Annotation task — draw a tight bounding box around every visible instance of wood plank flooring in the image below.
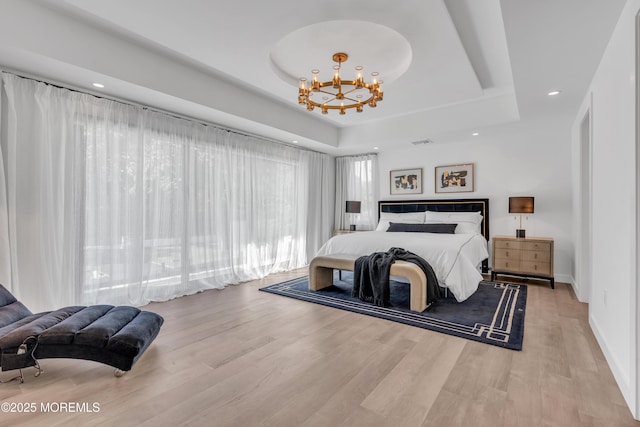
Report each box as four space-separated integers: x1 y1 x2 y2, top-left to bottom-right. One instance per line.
1 269 638 426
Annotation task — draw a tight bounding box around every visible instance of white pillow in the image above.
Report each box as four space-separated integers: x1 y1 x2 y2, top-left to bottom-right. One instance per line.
451 221 481 234
424 211 482 234
375 211 425 231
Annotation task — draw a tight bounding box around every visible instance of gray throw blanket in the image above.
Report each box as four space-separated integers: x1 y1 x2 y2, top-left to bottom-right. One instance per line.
352 247 440 308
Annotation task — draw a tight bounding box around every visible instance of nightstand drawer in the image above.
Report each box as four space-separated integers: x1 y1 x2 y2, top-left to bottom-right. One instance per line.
521 241 551 252
494 240 522 250
494 258 521 271
494 248 521 261
521 250 551 263
521 261 551 276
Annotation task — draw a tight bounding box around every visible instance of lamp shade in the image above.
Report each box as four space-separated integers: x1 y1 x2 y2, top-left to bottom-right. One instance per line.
345 201 362 214
509 197 534 214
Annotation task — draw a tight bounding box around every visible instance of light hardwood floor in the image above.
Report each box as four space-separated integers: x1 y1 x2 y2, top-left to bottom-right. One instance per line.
1 269 639 427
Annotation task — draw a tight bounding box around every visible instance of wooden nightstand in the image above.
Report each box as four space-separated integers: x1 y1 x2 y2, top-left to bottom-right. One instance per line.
491 236 555 288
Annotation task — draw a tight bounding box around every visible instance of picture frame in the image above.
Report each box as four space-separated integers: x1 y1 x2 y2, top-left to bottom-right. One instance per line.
390 168 423 195
435 163 474 193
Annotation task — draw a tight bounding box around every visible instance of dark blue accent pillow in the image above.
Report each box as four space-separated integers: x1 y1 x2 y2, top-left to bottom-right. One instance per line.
387 222 457 234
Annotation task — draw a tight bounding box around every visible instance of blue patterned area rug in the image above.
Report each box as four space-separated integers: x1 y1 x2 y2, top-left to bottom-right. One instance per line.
259 272 527 350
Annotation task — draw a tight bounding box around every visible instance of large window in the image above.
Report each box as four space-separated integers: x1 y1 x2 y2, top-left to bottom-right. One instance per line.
0 72 331 311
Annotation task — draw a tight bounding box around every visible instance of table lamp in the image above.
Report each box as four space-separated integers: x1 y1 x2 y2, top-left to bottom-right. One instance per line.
509 197 534 238
345 201 361 231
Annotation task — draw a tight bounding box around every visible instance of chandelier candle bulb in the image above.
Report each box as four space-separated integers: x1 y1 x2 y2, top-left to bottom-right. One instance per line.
355 66 364 87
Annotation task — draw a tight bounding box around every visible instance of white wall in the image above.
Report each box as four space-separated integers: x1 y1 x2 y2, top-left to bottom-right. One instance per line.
377 113 574 283
572 0 639 417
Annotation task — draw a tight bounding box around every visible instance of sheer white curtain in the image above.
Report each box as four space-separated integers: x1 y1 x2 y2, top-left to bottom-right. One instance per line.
1 74 84 311
0 72 331 311
305 151 334 256
0 76 10 292
335 154 379 231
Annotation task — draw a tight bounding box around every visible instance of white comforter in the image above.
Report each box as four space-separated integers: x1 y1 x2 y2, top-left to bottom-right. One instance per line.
315 231 489 302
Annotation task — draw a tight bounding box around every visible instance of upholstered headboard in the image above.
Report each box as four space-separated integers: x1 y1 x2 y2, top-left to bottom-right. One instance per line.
378 198 490 272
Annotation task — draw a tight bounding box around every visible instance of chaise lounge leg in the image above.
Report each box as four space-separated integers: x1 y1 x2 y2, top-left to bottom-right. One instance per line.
33 363 43 377
0 369 24 384
0 361 43 384
114 368 128 377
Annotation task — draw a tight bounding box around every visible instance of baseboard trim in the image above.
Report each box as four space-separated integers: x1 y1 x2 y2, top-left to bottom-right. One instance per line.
555 273 573 286
560 274 586 302
589 313 636 419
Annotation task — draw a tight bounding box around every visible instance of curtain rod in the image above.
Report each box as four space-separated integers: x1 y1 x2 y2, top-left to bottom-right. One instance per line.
0 68 327 155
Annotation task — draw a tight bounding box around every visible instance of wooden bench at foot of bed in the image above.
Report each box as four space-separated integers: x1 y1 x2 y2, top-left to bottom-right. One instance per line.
309 254 428 312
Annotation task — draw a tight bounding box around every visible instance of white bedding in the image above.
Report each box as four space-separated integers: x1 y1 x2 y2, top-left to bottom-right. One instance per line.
315 231 489 302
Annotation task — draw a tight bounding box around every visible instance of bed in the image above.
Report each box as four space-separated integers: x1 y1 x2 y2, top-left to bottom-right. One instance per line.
314 199 490 302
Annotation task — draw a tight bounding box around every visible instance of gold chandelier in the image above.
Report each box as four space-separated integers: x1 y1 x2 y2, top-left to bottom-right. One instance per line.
298 52 383 115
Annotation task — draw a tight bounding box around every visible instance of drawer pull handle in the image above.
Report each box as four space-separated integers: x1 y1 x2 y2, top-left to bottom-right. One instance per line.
506 251 509 257
534 253 538 259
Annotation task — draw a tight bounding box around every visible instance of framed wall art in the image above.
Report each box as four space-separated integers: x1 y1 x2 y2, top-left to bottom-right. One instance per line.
390 168 423 195
435 163 474 193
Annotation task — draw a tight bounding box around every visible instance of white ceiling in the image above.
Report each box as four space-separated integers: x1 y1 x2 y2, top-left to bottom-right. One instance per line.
0 0 628 155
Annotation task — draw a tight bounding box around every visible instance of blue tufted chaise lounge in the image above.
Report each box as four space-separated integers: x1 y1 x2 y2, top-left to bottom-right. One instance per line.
0 284 163 382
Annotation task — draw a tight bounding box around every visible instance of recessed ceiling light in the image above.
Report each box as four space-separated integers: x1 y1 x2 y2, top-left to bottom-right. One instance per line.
472 132 479 136
373 146 379 150
292 140 298 144
92 83 105 88
547 90 561 96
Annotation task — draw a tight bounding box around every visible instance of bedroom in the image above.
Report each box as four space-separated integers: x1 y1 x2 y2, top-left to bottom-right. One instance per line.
0 0 639 425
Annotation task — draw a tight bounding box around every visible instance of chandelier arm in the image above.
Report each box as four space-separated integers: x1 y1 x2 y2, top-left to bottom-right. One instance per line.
340 80 368 95
320 92 338 104
339 86 359 96
315 89 339 97
342 95 374 104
